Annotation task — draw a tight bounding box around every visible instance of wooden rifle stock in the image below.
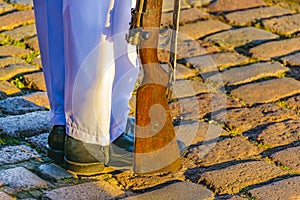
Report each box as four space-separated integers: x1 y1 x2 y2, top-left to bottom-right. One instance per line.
133 0 182 174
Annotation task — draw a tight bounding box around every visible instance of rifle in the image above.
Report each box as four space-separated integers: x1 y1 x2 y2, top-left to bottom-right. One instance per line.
127 0 182 174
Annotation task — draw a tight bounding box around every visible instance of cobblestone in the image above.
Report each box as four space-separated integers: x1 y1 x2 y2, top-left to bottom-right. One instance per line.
0 80 21 95
0 191 14 200
0 10 35 31
280 51 300 66
0 64 39 81
230 78 300 105
23 92 49 109
0 167 48 194
0 56 27 68
270 146 300 173
225 6 294 26
262 13 300 36
207 0 267 13
204 27 278 49
249 176 300 200
162 0 190 12
23 72 46 91
42 181 125 200
25 133 48 153
0 145 40 165
0 45 31 57
39 164 74 181
199 161 285 194
248 37 300 61
2 24 36 41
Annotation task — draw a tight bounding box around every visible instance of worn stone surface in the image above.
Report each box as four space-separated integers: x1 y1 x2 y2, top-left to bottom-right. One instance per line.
199 161 285 194
248 37 300 61
207 0 266 13
42 181 125 200
170 93 241 120
284 94 300 115
280 51 300 66
225 6 294 26
214 104 297 135
230 78 300 105
187 136 263 167
0 45 31 57
0 80 21 95
249 176 300 200
0 10 35 31
0 111 51 137
256 119 300 148
23 72 46 91
186 0 213 7
162 8 210 26
0 96 45 115
0 56 27 68
171 79 208 98
26 133 48 153
0 167 48 194
0 2 15 14
0 145 40 165
11 0 33 6
2 24 36 41
204 27 278 49
218 62 289 86
187 52 250 73
25 36 39 52
0 64 39 81
123 182 214 200
179 20 231 40
39 164 74 180
0 191 14 200
23 92 49 109
162 0 191 12
262 13 300 36
270 146 300 172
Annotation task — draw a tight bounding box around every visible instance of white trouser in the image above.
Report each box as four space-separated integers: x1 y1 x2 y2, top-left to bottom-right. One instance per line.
33 0 139 146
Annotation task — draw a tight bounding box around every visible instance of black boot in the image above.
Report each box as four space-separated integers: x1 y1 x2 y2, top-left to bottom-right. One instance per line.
47 125 66 162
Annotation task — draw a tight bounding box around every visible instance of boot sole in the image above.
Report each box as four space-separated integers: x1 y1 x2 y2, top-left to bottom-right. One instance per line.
47 145 64 163
64 157 106 176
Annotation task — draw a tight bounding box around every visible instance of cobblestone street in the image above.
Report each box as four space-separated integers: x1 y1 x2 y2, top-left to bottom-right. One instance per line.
0 0 300 199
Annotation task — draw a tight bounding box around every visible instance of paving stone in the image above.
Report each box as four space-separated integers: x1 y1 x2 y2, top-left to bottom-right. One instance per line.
161 63 197 80
0 167 48 194
204 27 278 49
225 6 294 26
170 93 241 121
199 161 285 194
42 181 125 200
0 191 14 200
0 80 21 95
162 0 191 12
0 45 31 57
25 36 39 52
0 56 27 68
11 0 33 6
0 145 40 165
218 62 289 86
2 24 36 41
249 176 300 200
171 79 209 98
284 94 300 115
187 136 263 167
123 182 214 200
262 13 300 36
248 37 300 61
256 119 300 148
187 52 250 73
213 104 298 136
230 78 300 105
23 72 46 91
161 8 210 26
0 2 15 14
0 10 35 31
0 95 45 115
0 111 51 138
179 19 231 40
0 64 39 81
270 146 300 172
23 92 49 109
39 164 74 180
280 52 300 66
26 132 48 153
207 0 267 13
186 0 213 7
